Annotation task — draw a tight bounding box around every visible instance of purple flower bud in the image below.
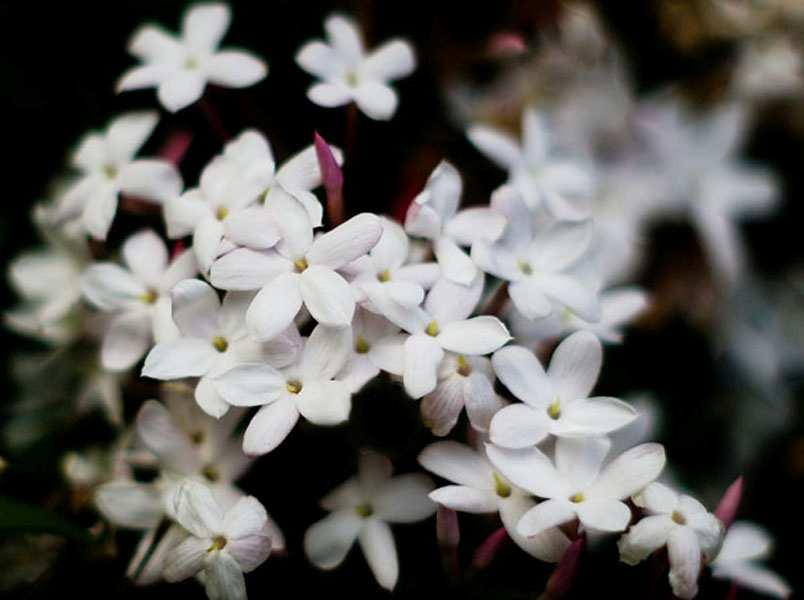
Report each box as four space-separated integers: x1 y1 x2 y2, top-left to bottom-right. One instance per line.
471 527 509 570
715 476 743 529
314 131 344 226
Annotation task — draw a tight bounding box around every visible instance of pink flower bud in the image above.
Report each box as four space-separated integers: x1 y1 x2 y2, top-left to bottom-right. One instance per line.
543 536 585 599
314 131 344 226
715 476 743 529
471 527 509 570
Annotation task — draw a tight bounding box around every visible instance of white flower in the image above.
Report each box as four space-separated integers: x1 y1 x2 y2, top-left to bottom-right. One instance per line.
81 229 198 371
420 353 503 436
211 212 382 341
337 308 399 394
489 331 636 448
347 216 440 309
365 274 511 399
618 482 724 600
304 451 435 590
467 107 594 219
711 521 791 598
165 130 340 272
510 286 648 345
164 480 273 600
487 437 666 536
637 98 778 285
472 186 600 323
57 112 182 240
212 323 354 455
141 279 301 418
418 441 570 563
733 36 803 101
296 13 415 120
118 3 267 113
404 161 506 285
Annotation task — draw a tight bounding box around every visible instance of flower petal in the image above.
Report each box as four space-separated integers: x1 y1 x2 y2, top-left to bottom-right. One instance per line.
499 494 571 563
587 443 666 501
308 82 353 108
171 278 220 339
243 397 299 455
182 3 230 52
437 316 511 355
361 39 415 81
429 486 497 513
211 248 292 291
420 377 465 437
433 236 477 285
575 498 632 532
358 519 399 590
304 510 362 569
509 279 552 320
354 82 398 120
403 334 444 399
118 160 183 203
212 363 285 407
485 444 568 499
667 526 702 600
299 266 355 327
301 323 352 380
489 404 550 449
466 125 522 170
204 552 247 600
246 272 303 342
163 536 207 582
95 481 162 529
172 479 224 538
554 436 611 492
295 380 352 425
417 441 493 489
373 474 436 523
548 331 602 402
136 399 199 473
142 339 218 379
535 273 600 323
107 111 159 163
558 397 637 437
307 213 382 269
205 51 267 87
618 514 676 565
157 71 206 113
491 345 552 406
517 499 577 537
123 229 168 287
102 311 152 371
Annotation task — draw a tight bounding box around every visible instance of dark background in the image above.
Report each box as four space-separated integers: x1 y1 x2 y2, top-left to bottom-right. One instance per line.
0 1 802 598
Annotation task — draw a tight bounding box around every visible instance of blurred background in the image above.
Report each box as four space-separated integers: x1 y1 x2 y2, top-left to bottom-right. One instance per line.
0 1 802 598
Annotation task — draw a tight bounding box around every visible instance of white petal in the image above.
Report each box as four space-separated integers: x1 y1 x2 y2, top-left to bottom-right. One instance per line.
301 323 352 380
127 26 184 62
307 213 382 269
491 345 552 407
164 190 211 238
159 249 200 293
324 14 364 63
81 263 144 311
171 278 220 339
205 51 267 87
433 236 477 285
118 160 183 203
587 443 666 501
136 399 198 472
224 207 281 249
305 510 362 570
296 41 342 79
485 444 568 498
172 479 224 538
102 311 152 372
275 143 343 193
516 499 577 537
464 371 504 433
437 316 510 355
163 537 207 581
242 397 299 455
107 111 159 163
535 272 600 323
715 521 772 564
548 330 602 402
299 266 355 327
308 82 353 108
359 520 399 590
667 526 702 600
95 481 162 529
554 436 611 492
122 229 168 287
509 279 552 320
117 64 173 92
246 272 303 342
193 215 226 273
618 514 676 565
558 397 638 437
522 107 549 164
429 486 497 513
528 220 593 272
489 404 550 448
420 378 465 437
444 207 507 247
403 334 444 399
183 3 230 52
424 272 484 324
712 563 791 598
575 498 632 532
195 376 231 418
466 125 522 170
499 494 571 563
373 474 436 523
361 40 415 81
227 532 272 573
212 363 285 407
157 71 206 113
223 495 268 539
633 482 679 514
82 184 119 240
354 82 398 120
295 380 352 425
417 441 493 489
142 339 218 379
367 333 406 375
204 552 247 600
211 248 292 291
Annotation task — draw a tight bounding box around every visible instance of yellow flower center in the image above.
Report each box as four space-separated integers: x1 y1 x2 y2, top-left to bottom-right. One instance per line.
547 398 561 420
294 258 309 273
207 535 227 552
456 355 472 377
216 206 229 221
103 164 118 179
425 321 440 337
355 336 370 354
355 503 373 518
377 269 391 282
494 473 512 498
212 336 228 353
286 380 303 394
672 511 687 525
202 464 219 482
517 259 533 275
139 289 158 305
569 492 585 504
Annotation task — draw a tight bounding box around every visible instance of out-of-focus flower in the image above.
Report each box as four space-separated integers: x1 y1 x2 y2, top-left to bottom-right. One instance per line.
472 186 600 323
467 108 594 220
81 229 198 371
419 441 570 562
56 112 182 240
405 161 505 285
733 37 803 101
711 521 791 598
211 213 382 342
141 279 300 417
488 437 666 535
164 479 273 599
618 482 724 600
296 14 415 120
489 331 636 448
118 3 267 113
213 323 353 456
304 451 435 590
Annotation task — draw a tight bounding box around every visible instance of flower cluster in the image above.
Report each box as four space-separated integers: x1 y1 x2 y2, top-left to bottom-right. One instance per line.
5 3 795 600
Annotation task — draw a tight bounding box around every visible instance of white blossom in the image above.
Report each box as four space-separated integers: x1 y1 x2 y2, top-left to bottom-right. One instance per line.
81 229 198 371
118 3 267 113
618 482 724 599
296 14 415 120
487 437 666 535
56 112 182 240
489 331 636 448
304 451 435 590
164 479 273 600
